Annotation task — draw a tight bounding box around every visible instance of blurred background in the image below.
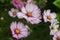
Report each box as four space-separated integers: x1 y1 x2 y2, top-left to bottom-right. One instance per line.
0 0 60 40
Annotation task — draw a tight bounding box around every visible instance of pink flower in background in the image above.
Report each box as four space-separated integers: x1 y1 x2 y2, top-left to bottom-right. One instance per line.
53 31 60 40
13 0 20 8
10 22 30 39
17 3 42 24
43 9 56 22
22 2 26 7
13 0 26 9
8 8 19 18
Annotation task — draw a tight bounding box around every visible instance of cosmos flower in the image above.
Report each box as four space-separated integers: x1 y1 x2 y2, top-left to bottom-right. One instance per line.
8 8 19 18
43 9 56 22
17 3 42 24
49 19 59 35
53 31 60 40
10 21 30 39
12 0 26 9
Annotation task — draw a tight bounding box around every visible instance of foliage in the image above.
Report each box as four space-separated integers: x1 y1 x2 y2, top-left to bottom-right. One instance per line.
53 0 60 8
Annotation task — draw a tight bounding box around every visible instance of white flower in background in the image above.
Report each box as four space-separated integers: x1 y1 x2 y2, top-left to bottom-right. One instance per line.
8 8 19 18
10 21 30 39
49 19 59 35
43 9 56 22
53 31 60 40
0 17 4 20
17 3 42 24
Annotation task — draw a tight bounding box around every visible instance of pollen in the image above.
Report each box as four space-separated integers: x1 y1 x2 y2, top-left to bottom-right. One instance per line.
47 16 52 20
27 12 32 17
14 29 20 34
13 11 16 16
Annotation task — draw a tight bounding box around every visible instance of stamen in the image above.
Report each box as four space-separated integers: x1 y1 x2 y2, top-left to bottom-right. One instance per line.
27 12 32 17
47 16 52 20
14 29 20 34
13 11 16 16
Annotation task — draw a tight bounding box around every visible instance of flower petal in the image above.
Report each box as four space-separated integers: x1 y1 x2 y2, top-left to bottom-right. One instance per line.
26 3 34 12
50 13 56 19
50 29 58 35
32 9 41 18
13 34 18 39
17 12 25 19
21 7 27 14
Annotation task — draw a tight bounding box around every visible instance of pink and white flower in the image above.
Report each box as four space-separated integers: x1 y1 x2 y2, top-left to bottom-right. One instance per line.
43 9 56 22
17 3 42 24
12 0 26 9
49 19 59 35
8 8 19 18
10 21 30 39
53 31 60 40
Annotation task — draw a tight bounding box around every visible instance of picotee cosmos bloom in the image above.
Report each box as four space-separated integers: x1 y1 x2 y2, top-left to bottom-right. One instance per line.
43 9 56 22
17 3 42 24
10 22 30 39
9 8 19 17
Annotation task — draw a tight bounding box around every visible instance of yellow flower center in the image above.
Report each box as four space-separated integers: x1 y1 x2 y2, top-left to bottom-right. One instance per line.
14 29 20 34
13 11 16 16
47 16 52 20
27 12 32 17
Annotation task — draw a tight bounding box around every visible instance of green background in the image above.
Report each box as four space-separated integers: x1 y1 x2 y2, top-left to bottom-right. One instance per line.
0 0 60 40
